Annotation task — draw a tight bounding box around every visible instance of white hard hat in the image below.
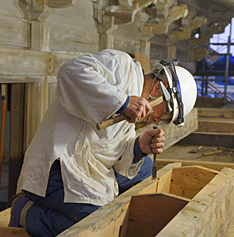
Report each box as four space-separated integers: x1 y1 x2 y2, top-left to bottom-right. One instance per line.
150 60 197 127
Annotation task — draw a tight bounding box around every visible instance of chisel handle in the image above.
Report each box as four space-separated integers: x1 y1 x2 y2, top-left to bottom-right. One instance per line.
96 96 163 130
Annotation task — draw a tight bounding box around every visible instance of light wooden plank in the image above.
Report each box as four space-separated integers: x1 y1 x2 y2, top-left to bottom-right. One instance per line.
49 7 99 53
24 82 39 149
198 117 234 133
24 78 50 149
47 0 75 8
0 47 48 76
0 47 82 77
156 158 234 171
198 107 234 118
0 208 10 227
0 76 43 83
38 77 49 123
134 53 151 74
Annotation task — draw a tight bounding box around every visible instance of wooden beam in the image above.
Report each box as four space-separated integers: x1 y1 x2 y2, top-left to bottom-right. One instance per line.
0 14 30 48
156 158 234 171
0 47 82 78
0 76 43 84
177 132 234 148
134 53 150 74
197 107 234 119
47 0 75 8
197 117 234 133
195 97 224 108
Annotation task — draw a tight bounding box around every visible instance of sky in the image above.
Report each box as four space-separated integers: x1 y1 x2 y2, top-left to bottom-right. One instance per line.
209 18 234 55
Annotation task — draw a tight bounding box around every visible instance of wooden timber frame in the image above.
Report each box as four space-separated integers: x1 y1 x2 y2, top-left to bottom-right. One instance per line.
58 163 234 237
1 162 234 236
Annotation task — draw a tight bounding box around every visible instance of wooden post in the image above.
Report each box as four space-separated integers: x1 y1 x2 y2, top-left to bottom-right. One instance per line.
100 34 113 50
9 84 25 199
0 84 6 188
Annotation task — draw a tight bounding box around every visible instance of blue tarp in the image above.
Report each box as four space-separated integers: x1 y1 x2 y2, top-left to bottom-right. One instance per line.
196 58 212 71
209 55 234 71
196 55 234 71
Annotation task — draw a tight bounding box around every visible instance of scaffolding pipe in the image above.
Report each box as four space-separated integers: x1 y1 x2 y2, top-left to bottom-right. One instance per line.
224 20 232 102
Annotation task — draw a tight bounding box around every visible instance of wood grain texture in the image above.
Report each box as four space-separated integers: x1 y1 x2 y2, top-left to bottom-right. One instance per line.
9 84 25 199
0 227 29 237
57 163 181 237
197 117 234 133
0 14 30 48
178 132 234 148
125 194 188 237
157 168 234 237
156 158 234 171
198 107 234 118
169 166 217 199
0 47 81 77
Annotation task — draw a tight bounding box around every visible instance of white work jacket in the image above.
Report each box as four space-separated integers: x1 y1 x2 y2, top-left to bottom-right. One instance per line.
17 49 144 206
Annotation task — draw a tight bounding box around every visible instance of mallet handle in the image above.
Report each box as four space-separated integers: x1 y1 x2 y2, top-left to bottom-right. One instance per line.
96 96 163 130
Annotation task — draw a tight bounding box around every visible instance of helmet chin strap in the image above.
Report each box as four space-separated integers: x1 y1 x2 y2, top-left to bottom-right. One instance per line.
159 59 184 127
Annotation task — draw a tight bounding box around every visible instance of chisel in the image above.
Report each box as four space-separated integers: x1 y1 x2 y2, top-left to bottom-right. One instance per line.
181 149 222 160
152 126 158 180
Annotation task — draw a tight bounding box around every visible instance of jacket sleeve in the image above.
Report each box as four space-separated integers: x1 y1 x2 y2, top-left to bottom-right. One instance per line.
57 53 128 125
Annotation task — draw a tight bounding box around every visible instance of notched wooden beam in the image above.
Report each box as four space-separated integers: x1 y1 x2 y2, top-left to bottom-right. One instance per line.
46 0 75 8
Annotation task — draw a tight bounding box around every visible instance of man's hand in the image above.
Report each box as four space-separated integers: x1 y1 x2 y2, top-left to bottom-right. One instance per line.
138 129 165 154
123 96 151 123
